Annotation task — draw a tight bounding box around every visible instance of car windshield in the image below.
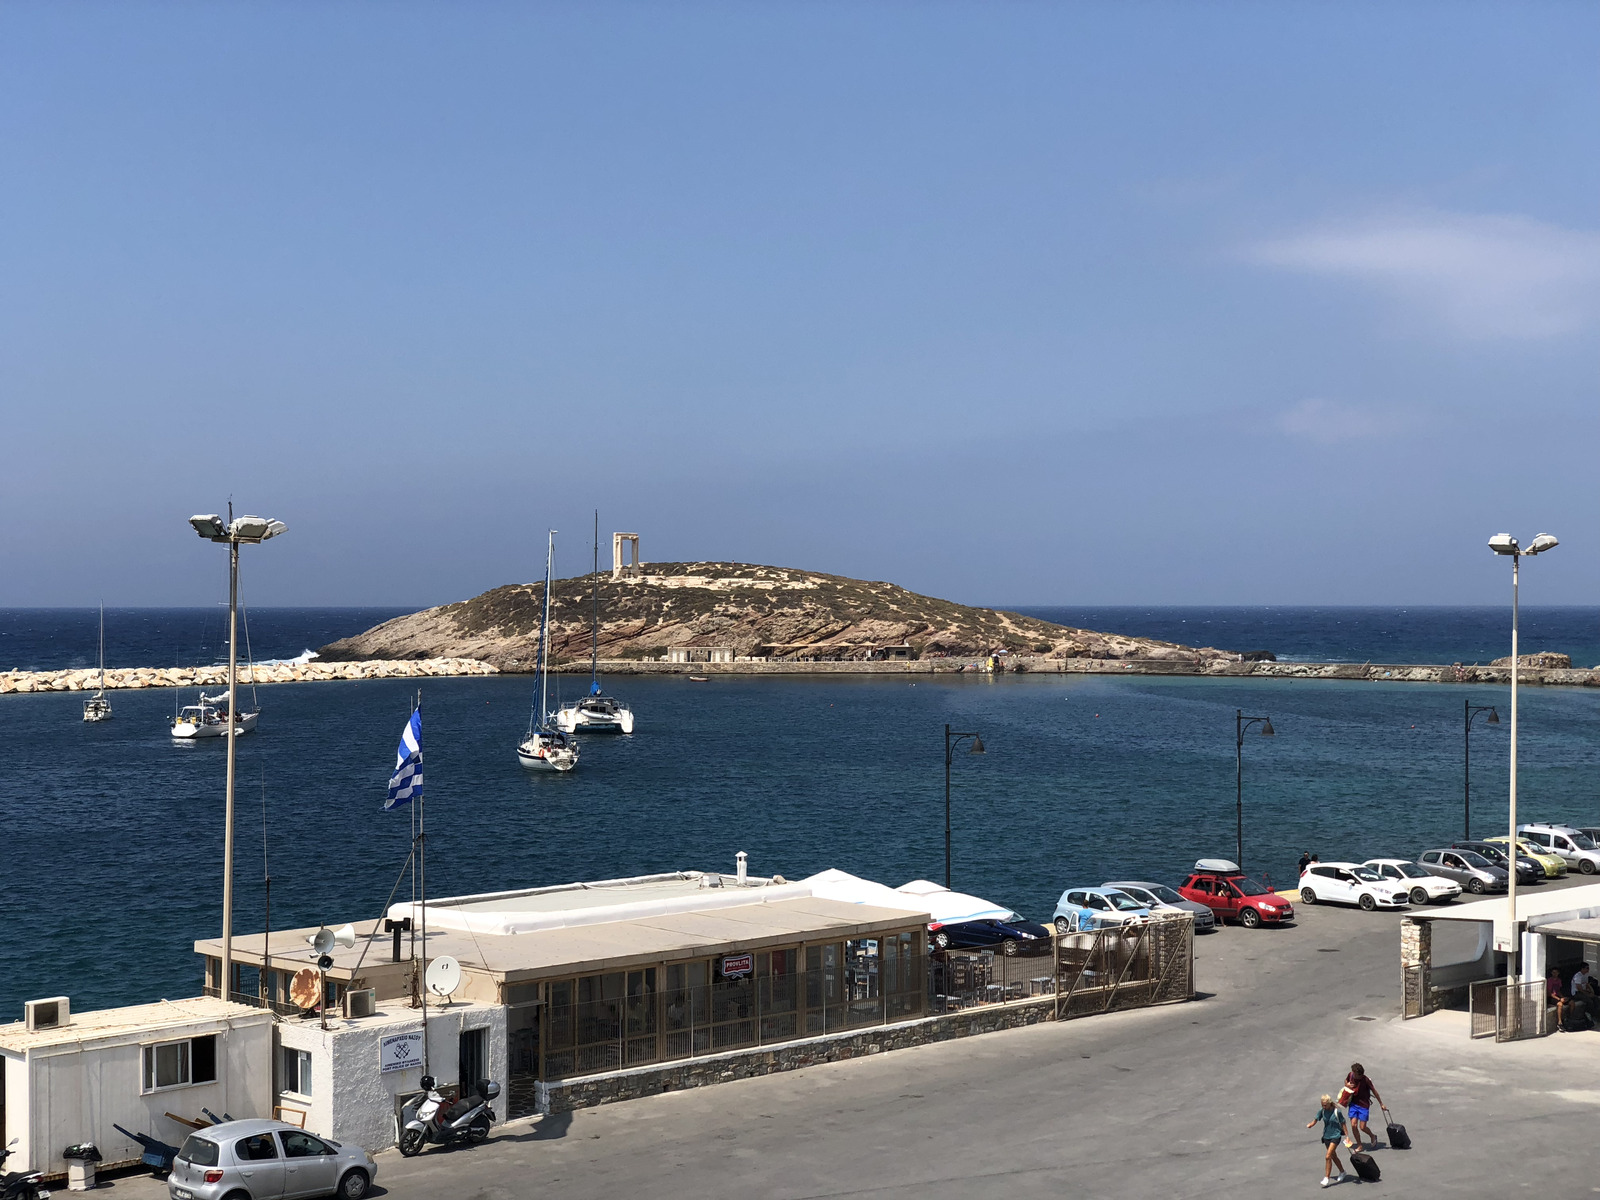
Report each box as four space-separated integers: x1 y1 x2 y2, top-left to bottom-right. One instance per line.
1572 833 1597 850
1392 863 1428 879
1232 877 1272 896
1106 892 1145 911
1458 850 1492 868
1351 867 1382 882
1144 885 1184 904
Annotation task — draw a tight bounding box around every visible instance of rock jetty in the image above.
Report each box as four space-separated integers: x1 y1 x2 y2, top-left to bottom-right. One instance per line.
0 658 496 695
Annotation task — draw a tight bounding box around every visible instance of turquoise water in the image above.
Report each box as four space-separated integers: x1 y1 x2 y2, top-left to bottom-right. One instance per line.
6 670 1599 1017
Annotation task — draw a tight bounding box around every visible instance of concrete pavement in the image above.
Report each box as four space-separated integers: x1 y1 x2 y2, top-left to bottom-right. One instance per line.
106 891 1600 1200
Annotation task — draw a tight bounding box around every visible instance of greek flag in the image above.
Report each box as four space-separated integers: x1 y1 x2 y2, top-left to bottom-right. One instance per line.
385 706 422 810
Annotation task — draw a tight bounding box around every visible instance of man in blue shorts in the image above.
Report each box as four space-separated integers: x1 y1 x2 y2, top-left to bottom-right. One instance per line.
1343 1062 1384 1150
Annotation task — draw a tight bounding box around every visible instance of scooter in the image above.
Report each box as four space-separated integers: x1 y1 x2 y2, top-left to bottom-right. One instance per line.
1 1141 50 1200
397 1075 500 1156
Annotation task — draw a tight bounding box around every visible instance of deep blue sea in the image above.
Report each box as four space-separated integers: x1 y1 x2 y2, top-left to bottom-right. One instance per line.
5 606 1600 1018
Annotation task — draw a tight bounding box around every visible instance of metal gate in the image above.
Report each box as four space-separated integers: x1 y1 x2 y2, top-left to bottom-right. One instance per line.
1054 913 1193 1020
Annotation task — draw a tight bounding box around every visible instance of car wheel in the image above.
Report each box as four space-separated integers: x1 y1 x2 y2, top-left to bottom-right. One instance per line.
1240 907 1262 929
399 1128 426 1157
468 1113 492 1144
1359 893 1376 911
933 931 950 949
338 1169 371 1199
1468 878 1486 894
1410 887 1429 905
1583 860 1596 875
1001 938 1019 956
1055 917 1072 935
1300 888 1317 905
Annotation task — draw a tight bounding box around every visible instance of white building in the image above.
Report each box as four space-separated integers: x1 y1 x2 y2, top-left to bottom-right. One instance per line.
0 996 271 1177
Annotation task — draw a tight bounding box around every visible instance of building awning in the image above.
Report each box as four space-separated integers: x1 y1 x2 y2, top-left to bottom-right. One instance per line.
1534 916 1600 942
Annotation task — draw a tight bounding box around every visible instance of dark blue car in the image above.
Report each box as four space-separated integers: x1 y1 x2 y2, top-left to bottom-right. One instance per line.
928 913 1051 955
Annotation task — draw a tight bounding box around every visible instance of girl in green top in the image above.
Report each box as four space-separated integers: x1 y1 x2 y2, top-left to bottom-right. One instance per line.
1307 1094 1348 1187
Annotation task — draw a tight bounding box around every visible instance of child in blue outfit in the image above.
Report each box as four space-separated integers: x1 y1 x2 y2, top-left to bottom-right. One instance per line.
1307 1094 1348 1187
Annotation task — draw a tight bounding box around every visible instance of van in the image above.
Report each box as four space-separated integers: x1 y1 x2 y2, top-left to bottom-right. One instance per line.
1518 824 1600 875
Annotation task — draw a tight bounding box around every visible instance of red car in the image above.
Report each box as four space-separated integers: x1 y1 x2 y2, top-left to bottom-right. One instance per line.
1177 859 1294 928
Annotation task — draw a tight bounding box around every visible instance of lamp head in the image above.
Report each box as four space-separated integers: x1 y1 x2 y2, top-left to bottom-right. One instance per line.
189 514 227 541
1525 533 1559 556
1488 533 1518 556
1487 708 1500 724
969 734 985 755
229 515 287 543
1259 717 1275 737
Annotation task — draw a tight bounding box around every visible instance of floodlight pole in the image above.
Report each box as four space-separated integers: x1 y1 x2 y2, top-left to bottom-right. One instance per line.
1507 551 1520 985
223 534 240 1001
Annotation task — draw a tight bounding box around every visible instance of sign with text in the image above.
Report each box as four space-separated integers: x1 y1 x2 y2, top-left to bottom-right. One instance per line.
380 1031 424 1073
720 953 754 979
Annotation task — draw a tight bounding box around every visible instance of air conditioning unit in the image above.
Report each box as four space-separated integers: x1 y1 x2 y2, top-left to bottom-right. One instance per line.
343 989 377 1019
25 996 70 1031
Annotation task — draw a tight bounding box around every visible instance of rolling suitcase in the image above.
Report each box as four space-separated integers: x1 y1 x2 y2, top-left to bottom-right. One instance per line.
1383 1106 1410 1149
1351 1151 1381 1182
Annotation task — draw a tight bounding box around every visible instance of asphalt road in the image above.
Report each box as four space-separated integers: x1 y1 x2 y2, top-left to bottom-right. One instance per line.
106 884 1600 1200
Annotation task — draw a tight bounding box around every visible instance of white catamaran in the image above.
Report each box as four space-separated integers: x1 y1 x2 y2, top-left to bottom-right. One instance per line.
554 514 635 735
517 531 580 772
82 601 113 722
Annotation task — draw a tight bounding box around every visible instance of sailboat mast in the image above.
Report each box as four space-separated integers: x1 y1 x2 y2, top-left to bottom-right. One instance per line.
98 601 105 691
539 532 554 726
590 512 599 689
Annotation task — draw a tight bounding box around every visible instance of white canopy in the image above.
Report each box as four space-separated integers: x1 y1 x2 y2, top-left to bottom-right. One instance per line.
801 869 1016 924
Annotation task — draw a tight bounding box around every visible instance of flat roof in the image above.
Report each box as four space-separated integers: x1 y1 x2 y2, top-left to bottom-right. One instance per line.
1539 916 1600 941
0 996 268 1053
436 873 727 916
198 895 929 985
1412 882 1600 944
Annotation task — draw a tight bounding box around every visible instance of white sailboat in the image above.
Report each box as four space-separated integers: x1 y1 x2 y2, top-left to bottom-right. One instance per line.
554 514 635 735
517 531 580 772
171 689 259 739
82 601 113 722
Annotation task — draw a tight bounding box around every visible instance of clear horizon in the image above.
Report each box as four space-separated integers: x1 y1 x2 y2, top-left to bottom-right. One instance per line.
4 3 1596 608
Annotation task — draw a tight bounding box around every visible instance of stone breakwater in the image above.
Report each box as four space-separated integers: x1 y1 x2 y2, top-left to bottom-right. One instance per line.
0 658 498 695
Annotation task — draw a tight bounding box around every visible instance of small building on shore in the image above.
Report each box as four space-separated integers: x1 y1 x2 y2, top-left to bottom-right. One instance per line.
0 996 271 1177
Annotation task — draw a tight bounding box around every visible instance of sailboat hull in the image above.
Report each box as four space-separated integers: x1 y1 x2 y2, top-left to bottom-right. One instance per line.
171 711 259 740
553 703 634 734
516 733 579 771
82 695 113 722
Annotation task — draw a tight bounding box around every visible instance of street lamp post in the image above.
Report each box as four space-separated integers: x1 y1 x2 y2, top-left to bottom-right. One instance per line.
1463 701 1499 840
1488 531 1558 985
944 724 985 890
1235 710 1275 869
189 510 287 1001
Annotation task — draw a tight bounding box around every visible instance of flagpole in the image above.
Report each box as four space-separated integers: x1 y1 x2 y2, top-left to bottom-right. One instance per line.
417 690 428 1073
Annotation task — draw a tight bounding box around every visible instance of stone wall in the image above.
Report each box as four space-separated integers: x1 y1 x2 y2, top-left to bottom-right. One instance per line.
531 996 1067 1117
1402 917 1432 1018
0 657 496 694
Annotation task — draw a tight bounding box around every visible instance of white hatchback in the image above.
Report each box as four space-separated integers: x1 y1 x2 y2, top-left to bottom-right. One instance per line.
1298 862 1410 911
1362 858 1462 905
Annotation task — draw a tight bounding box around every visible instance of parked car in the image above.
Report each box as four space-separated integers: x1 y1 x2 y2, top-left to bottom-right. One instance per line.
1176 859 1294 928
1362 858 1462 905
1518 824 1600 875
928 913 1052 954
1484 835 1567 878
167 1119 375 1200
1451 839 1542 885
1297 862 1410 911
1103 880 1217 932
1417 848 1508 894
1052 887 1151 934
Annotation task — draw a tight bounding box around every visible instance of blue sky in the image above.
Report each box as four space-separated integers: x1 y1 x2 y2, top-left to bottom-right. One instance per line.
3 2 1597 607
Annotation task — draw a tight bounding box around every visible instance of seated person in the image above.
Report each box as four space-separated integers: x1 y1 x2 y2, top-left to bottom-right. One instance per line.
1547 965 1571 1028
1571 963 1599 1022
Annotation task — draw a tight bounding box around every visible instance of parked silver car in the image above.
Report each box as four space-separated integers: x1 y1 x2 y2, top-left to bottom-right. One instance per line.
1417 847 1508 895
1102 880 1216 931
167 1119 375 1200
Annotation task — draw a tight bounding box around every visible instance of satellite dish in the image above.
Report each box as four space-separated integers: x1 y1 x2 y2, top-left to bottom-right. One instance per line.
289 968 320 1010
332 924 357 949
425 956 461 1002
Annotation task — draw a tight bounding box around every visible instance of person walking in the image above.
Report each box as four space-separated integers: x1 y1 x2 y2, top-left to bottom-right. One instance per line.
1307 1093 1348 1187
1342 1063 1384 1150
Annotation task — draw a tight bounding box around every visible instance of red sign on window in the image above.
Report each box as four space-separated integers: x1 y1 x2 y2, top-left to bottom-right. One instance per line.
720 953 753 979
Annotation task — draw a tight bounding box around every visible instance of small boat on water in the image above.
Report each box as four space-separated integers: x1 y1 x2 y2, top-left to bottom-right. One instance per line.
171 690 258 739
689 676 709 683
82 601 113 723
554 513 635 735
517 531 579 773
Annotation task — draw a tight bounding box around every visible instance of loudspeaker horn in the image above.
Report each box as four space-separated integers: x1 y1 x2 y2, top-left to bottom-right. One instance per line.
332 924 357 949
311 927 334 955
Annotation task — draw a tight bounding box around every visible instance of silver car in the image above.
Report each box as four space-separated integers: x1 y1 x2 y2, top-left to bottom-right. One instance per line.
1103 880 1217 931
1417 847 1507 895
167 1119 375 1200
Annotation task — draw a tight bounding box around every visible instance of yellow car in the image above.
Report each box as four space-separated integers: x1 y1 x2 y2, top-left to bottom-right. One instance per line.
1486 835 1567 878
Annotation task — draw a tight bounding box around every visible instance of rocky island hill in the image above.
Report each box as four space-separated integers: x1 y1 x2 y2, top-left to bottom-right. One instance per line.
315 562 1230 670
